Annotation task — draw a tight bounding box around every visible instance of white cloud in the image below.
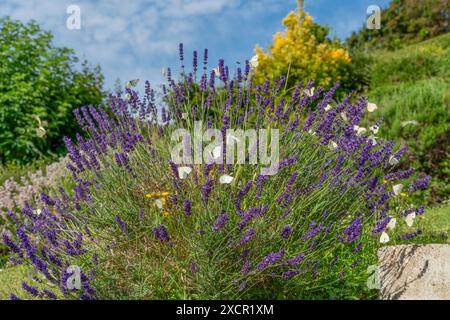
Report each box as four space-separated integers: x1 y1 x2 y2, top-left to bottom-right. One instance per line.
0 0 290 90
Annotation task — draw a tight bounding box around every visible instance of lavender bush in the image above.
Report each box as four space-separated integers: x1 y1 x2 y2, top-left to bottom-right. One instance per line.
1 45 430 300
0 157 70 214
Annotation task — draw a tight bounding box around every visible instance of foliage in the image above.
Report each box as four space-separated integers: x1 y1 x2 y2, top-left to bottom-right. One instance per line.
254 7 355 96
0 18 104 164
364 33 450 204
0 45 430 300
347 0 450 50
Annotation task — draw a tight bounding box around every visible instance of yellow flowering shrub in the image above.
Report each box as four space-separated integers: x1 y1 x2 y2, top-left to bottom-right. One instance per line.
255 8 352 92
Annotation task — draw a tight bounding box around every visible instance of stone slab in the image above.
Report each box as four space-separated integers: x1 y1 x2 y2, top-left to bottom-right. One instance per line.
378 244 450 300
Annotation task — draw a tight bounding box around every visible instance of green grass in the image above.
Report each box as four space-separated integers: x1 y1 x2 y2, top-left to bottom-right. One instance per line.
0 265 28 299
420 203 450 243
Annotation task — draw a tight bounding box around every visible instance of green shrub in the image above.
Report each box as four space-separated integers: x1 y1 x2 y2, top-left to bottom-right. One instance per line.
347 0 450 50
0 18 104 164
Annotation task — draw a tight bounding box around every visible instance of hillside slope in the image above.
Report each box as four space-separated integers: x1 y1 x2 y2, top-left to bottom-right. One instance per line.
367 33 449 204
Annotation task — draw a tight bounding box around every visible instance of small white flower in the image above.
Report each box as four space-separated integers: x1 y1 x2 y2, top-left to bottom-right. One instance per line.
392 184 403 196
328 140 338 150
178 166 192 179
387 218 397 231
213 67 220 77
33 209 42 216
380 231 390 244
154 198 164 209
405 212 416 227
369 125 379 134
367 102 378 113
388 155 399 166
353 125 367 136
219 174 234 184
340 112 348 121
249 55 259 69
304 87 315 97
401 120 418 127
324 104 332 112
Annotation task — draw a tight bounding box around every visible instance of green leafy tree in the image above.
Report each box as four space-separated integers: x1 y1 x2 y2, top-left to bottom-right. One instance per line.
0 18 104 164
347 0 450 50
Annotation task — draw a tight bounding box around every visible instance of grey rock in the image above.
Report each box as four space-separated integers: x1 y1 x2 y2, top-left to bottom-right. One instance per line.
378 244 450 300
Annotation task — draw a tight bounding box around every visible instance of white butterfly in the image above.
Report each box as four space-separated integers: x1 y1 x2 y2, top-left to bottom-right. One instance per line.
181 112 188 119
367 102 378 113
213 67 220 77
405 212 416 227
249 55 259 69
33 115 47 127
340 112 348 121
389 155 399 166
369 125 379 134
328 141 338 150
386 217 397 231
368 135 378 146
392 184 403 196
304 87 315 97
324 104 332 112
33 209 42 216
154 198 164 209
125 79 139 88
161 68 167 77
353 125 367 136
178 166 192 179
380 231 390 244
36 126 46 138
124 93 131 102
307 129 316 136
401 120 418 127
219 174 234 184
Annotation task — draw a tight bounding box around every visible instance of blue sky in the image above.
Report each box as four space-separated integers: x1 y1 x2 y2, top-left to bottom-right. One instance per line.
1 0 390 90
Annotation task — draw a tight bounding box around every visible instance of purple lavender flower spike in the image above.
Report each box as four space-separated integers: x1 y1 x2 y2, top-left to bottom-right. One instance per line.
153 224 170 242
183 199 192 216
213 211 229 231
239 228 256 246
115 216 128 235
281 225 293 239
341 218 363 244
256 249 285 271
